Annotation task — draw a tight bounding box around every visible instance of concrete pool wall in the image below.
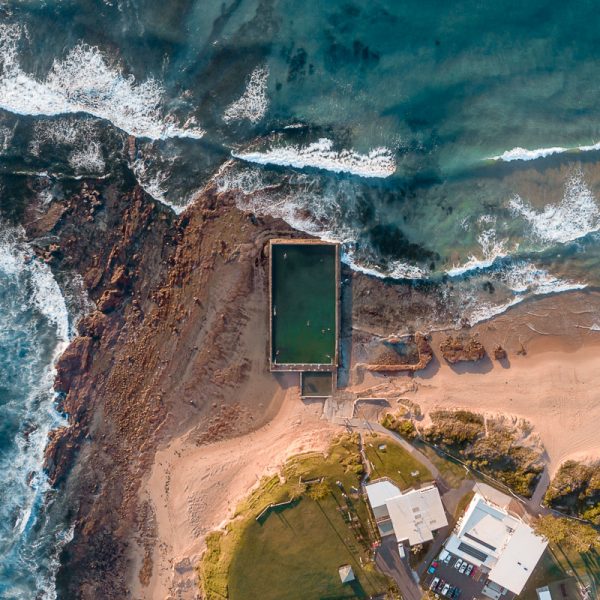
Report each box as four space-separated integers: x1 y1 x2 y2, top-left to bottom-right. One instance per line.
269 239 340 372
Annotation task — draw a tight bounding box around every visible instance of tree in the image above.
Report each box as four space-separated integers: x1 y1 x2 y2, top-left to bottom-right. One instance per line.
534 515 600 553
308 480 330 501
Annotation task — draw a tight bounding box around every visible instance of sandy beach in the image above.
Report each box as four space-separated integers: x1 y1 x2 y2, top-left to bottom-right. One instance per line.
134 287 600 599
136 378 337 600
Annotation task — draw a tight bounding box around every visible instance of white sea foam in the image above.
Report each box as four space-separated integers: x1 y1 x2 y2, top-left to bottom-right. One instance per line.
232 137 396 178
223 65 269 124
0 24 204 141
0 227 69 341
509 170 600 244
131 155 192 214
446 221 511 277
490 141 600 162
215 164 424 279
68 141 106 175
0 224 71 599
465 262 586 325
0 123 15 154
341 251 426 279
490 146 568 162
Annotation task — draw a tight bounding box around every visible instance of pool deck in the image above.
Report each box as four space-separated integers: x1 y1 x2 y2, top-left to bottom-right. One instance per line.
268 238 340 372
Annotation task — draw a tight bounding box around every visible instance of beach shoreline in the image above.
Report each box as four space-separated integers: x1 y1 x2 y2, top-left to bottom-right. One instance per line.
19 174 600 599
134 285 600 599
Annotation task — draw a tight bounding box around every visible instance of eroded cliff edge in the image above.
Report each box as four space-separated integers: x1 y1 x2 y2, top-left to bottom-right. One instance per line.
23 169 299 598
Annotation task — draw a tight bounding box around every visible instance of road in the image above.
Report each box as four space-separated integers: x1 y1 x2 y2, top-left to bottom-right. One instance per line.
375 536 422 600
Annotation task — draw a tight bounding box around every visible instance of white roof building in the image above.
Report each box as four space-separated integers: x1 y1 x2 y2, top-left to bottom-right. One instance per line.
444 490 548 596
365 479 447 546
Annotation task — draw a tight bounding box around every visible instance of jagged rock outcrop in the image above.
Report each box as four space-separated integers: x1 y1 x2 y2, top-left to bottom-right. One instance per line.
493 344 507 360
439 335 486 363
366 332 433 372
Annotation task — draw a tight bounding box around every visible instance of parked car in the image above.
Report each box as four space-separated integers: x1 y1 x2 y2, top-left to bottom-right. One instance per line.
465 564 473 576
436 579 446 592
443 552 452 564
452 587 461 599
454 558 463 570
428 565 436 574
430 577 440 590
441 584 450 596
459 561 467 574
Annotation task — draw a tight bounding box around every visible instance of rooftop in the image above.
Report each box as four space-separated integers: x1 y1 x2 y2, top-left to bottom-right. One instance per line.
365 480 447 546
386 485 448 545
444 491 547 595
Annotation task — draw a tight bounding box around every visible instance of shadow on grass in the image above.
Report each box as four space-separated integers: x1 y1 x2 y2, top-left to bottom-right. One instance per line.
256 498 300 526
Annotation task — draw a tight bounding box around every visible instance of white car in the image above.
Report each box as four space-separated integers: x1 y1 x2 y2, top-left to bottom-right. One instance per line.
430 577 440 590
465 564 473 576
454 558 463 570
439 549 451 564
442 583 450 596
459 561 467 574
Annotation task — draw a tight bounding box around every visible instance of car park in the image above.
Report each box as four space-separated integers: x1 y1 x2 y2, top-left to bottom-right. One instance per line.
441 583 450 596
430 577 440 590
454 558 463 570
459 561 467 574
465 564 473 576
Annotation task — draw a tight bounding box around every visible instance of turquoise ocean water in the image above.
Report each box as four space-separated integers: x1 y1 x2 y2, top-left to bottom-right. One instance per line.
2 1 600 596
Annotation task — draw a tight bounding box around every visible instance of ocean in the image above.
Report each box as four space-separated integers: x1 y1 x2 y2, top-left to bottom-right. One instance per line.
1 0 600 596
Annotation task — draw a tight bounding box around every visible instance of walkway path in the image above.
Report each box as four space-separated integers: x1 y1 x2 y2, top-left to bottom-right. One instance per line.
340 418 441 481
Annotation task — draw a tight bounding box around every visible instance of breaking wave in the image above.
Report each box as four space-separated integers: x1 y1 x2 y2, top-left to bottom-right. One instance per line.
489 141 600 162
0 24 204 141
447 218 511 277
509 170 600 244
232 137 396 178
223 65 269 125
464 262 586 325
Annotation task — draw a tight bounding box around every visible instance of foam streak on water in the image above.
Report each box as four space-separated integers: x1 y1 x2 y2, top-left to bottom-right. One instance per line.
489 141 600 162
0 24 204 141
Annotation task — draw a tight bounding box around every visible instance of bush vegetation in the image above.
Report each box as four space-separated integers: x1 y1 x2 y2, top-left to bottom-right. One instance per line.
421 411 544 497
380 413 417 440
544 460 600 524
534 515 599 553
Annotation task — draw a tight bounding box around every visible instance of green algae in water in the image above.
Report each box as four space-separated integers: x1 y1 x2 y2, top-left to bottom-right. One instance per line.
271 243 337 366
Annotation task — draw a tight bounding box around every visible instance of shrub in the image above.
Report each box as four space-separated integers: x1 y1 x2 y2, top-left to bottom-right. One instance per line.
381 413 417 440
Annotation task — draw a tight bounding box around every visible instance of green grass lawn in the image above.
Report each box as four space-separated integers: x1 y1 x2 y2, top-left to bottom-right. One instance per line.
412 440 467 489
363 433 433 489
198 434 393 600
519 544 600 600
